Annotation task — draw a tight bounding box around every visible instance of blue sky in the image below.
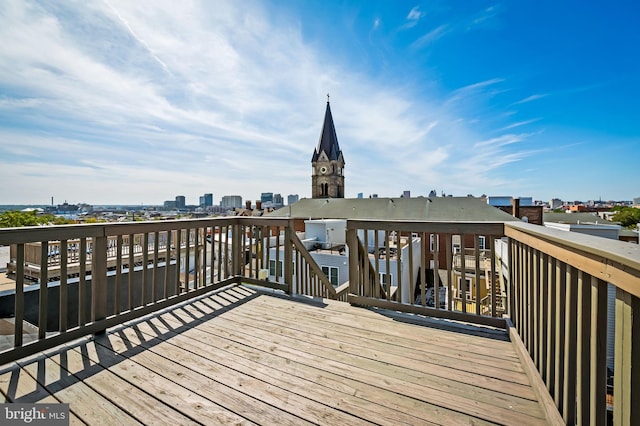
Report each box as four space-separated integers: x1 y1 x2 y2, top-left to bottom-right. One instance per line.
1 0 638 205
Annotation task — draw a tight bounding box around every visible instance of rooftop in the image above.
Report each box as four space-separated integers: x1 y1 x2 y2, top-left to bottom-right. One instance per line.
268 197 518 221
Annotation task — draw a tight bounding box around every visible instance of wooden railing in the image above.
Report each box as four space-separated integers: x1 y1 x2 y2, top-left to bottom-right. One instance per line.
505 221 640 425
346 220 506 328
2 216 639 423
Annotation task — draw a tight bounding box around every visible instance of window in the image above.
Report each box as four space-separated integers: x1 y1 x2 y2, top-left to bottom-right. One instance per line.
478 236 486 250
379 272 393 286
321 265 339 286
430 234 439 252
269 259 283 277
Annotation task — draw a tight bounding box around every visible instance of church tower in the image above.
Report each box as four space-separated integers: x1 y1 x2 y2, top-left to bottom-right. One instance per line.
312 96 345 198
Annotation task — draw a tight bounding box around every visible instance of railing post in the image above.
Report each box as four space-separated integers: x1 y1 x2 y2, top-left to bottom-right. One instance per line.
347 227 358 299
284 220 294 295
232 221 242 277
91 232 108 334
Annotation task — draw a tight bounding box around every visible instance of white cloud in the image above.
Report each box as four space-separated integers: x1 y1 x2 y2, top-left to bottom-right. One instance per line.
411 24 450 49
513 93 549 105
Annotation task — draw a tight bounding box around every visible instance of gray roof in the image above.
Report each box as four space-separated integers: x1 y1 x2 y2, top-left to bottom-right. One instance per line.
267 197 518 221
311 101 343 163
543 212 618 225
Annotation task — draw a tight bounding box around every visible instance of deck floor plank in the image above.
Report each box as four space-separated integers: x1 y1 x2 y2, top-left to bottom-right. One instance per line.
136 307 489 425
1 285 559 425
162 297 546 424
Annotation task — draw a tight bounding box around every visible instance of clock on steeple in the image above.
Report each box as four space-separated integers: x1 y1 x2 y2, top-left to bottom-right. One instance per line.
311 95 345 198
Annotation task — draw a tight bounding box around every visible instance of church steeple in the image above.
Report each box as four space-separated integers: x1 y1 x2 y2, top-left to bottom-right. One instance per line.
312 96 345 198
312 96 343 163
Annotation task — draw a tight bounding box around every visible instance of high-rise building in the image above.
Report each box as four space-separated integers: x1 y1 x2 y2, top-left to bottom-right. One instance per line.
549 198 563 209
175 195 186 209
261 192 273 204
202 193 213 207
402 190 411 198
311 96 345 198
221 195 243 209
287 194 299 205
273 193 283 206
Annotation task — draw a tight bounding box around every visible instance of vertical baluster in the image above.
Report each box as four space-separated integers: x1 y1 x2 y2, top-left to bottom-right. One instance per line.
433 233 440 310
420 232 426 306
175 229 182 294
142 233 149 304
532 249 540 368
546 256 557 394
613 288 640 425
79 238 87 326
576 270 592 425
59 240 68 331
539 252 548 380
203 227 209 286
152 231 159 300
554 261 567 412
92 235 107 330
39 242 48 339
115 235 122 315
445 234 453 311
374 230 380 298
275 227 281 283
474 235 481 315
588 276 607 425
14 244 25 347
406 232 414 305
490 235 497 317
460 234 467 313
128 234 134 310
164 230 171 298
384 231 391 300
193 228 200 289
563 265 578 424
395 230 402 303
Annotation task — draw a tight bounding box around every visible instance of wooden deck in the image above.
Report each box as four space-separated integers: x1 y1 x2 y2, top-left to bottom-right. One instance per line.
0 285 555 425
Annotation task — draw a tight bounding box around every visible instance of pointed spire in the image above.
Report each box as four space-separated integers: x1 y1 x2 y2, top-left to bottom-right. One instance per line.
312 98 343 162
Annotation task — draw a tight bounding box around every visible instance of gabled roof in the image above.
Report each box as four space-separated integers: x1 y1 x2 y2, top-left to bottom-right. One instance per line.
266 197 518 221
311 101 343 162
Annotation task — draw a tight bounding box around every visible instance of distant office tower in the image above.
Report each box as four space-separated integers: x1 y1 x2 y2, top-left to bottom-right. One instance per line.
199 196 205 206
402 190 411 198
357 192 363 199
203 193 213 207
633 197 640 205
261 192 273 204
221 195 243 209
549 198 563 209
287 194 299 205
175 195 186 209
273 193 283 205
164 200 177 209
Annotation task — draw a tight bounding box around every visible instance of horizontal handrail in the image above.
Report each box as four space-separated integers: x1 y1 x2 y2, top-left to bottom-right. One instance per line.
505 221 640 298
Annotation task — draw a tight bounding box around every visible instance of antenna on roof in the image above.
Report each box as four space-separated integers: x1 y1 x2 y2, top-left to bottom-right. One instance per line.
327 93 330 103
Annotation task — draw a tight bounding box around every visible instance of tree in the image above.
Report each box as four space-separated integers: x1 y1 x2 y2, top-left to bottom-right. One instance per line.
611 207 640 228
0 210 75 228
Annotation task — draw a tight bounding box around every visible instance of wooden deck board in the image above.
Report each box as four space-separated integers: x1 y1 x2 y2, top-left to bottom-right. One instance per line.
0 285 558 425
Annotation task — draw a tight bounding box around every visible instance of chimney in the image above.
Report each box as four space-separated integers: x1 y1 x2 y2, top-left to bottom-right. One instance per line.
256 200 262 210
245 200 252 210
511 197 520 219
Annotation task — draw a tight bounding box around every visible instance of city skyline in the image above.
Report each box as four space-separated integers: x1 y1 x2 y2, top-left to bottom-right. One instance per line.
1 1 639 205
